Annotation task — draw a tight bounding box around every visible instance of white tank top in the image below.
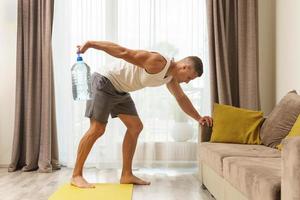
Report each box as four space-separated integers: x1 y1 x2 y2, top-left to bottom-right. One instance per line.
101 54 173 92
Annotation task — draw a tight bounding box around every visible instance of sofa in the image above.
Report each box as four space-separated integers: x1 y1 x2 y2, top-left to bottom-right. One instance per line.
198 91 300 200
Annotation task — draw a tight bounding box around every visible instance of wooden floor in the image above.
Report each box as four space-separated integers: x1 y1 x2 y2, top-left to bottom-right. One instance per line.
0 167 214 200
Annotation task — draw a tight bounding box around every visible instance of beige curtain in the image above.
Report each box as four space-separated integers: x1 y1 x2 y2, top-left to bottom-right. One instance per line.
8 0 60 173
206 0 260 110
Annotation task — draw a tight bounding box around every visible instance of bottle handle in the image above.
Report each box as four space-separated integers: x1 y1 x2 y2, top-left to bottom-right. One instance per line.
76 46 83 61
76 45 81 56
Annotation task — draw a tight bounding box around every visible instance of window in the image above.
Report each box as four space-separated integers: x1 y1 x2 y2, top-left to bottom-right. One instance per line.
53 0 210 168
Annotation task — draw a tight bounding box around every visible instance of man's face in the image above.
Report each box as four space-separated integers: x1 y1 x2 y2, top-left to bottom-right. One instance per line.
176 64 199 83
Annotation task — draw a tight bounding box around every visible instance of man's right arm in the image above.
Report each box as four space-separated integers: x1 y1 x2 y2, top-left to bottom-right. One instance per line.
78 41 166 73
166 79 213 127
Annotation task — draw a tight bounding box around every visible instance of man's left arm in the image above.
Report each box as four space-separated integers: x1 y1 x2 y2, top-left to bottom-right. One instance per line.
166 79 213 126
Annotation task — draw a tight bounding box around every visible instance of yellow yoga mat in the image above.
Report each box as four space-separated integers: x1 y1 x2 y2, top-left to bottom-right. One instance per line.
49 183 133 200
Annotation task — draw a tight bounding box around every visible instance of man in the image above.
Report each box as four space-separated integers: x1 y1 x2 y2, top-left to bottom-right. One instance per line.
71 41 213 188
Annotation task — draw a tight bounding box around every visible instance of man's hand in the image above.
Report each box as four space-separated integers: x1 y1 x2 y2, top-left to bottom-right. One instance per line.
198 116 213 127
77 41 91 54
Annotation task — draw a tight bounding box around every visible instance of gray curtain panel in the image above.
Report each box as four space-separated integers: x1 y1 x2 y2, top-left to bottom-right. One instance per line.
206 0 260 110
8 0 60 173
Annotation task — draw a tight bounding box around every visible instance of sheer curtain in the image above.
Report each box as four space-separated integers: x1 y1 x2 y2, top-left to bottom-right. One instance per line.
53 0 210 169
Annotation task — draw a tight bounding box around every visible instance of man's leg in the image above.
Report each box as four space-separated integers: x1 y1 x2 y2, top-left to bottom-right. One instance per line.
71 118 107 188
118 114 150 185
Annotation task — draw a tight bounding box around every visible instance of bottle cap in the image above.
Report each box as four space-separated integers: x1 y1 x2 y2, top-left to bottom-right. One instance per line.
77 53 83 61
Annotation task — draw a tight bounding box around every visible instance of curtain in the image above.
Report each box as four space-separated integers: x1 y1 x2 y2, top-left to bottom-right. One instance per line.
53 0 209 169
206 0 260 110
8 0 60 173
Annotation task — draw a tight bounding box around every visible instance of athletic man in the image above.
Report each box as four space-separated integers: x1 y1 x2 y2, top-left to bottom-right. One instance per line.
70 41 213 188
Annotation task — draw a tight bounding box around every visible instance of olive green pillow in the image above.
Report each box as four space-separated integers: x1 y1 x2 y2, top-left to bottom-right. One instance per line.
277 114 300 150
210 103 264 144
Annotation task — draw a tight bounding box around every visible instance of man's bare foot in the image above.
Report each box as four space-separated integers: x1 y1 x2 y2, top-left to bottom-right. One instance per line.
120 174 151 185
70 176 96 188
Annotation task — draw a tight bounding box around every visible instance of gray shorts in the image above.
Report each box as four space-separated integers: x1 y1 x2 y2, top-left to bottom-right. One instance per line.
85 72 138 123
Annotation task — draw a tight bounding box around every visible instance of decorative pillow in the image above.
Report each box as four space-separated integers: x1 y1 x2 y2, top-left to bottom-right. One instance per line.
210 103 264 144
260 90 300 148
277 114 300 150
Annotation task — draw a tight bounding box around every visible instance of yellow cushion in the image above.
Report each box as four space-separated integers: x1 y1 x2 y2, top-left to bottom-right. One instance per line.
210 103 264 144
277 114 300 150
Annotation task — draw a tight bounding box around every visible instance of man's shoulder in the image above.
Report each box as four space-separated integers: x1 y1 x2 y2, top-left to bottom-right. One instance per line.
150 52 168 63
144 52 167 73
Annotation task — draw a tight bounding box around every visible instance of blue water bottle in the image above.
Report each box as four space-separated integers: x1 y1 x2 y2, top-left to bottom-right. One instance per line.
71 52 91 101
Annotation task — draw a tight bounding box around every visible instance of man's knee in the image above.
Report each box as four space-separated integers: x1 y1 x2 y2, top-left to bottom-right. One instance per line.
127 122 143 135
89 119 106 138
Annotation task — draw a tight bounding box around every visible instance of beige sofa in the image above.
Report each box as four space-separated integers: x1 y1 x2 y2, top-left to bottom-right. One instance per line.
198 124 300 200
198 91 300 200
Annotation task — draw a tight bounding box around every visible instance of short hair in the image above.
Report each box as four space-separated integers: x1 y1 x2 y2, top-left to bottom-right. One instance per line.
185 56 203 77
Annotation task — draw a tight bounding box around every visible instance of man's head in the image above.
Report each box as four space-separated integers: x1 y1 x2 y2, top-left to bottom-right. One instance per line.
173 56 203 83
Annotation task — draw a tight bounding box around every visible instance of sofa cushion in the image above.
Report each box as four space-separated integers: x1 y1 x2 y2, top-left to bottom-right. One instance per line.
223 157 281 200
199 142 281 176
260 90 300 148
210 103 264 144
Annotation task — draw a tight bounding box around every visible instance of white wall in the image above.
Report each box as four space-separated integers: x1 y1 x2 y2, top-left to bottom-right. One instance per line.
276 0 300 101
0 0 17 166
258 0 276 115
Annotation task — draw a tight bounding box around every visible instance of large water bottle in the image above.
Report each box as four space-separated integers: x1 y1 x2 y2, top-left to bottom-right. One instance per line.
71 53 91 101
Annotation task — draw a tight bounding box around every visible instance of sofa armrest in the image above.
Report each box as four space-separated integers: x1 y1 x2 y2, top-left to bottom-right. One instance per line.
198 124 212 185
281 136 300 200
198 124 212 142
